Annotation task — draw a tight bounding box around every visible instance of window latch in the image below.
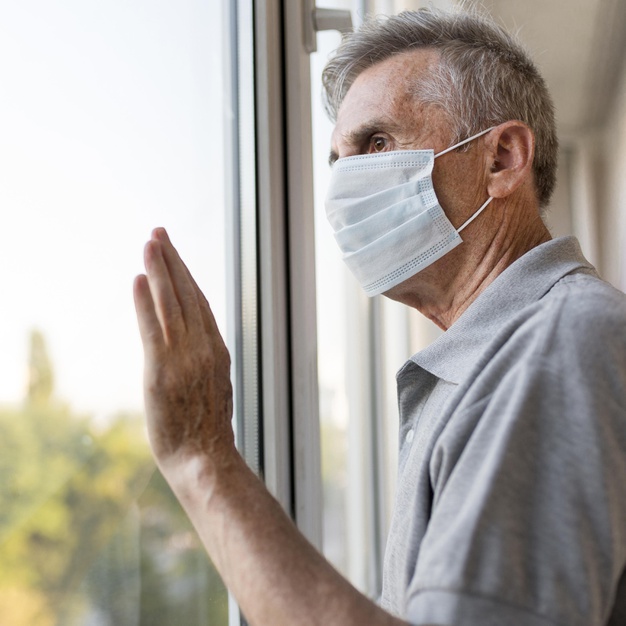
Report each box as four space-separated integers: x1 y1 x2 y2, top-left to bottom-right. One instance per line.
303 5 353 53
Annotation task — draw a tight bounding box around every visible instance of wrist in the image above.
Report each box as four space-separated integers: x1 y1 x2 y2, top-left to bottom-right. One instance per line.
158 439 243 508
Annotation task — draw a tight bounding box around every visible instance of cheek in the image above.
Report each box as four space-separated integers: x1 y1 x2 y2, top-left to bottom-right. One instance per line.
431 164 460 211
432 156 485 220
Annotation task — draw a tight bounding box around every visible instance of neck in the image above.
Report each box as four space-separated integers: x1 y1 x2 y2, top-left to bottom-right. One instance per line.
386 203 552 330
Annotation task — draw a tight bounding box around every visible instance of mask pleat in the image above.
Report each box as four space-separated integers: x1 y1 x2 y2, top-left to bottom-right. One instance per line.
324 129 492 296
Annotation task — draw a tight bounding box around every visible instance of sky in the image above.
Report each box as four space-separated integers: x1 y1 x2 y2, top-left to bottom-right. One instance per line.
0 0 344 428
0 0 228 420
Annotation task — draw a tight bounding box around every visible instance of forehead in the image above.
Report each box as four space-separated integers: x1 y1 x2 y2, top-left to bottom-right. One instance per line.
332 49 444 145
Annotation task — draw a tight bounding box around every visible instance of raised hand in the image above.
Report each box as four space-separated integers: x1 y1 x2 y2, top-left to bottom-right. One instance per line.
133 227 235 478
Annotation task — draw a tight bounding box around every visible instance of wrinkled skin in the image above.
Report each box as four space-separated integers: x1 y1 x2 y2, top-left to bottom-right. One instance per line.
133 227 235 475
132 228 409 626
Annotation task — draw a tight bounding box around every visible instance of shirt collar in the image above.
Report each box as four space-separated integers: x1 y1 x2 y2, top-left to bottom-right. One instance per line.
409 236 596 384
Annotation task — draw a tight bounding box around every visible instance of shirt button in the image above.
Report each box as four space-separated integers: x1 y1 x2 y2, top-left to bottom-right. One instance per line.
405 429 414 444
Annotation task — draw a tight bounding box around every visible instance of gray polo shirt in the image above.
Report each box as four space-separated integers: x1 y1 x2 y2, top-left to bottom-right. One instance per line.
381 237 626 626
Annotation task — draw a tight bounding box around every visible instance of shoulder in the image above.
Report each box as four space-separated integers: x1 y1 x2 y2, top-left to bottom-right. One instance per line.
548 271 626 324
452 270 626 426
513 271 626 367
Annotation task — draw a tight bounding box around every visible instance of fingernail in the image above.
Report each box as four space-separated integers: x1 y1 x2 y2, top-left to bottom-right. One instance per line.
153 227 167 241
145 239 161 264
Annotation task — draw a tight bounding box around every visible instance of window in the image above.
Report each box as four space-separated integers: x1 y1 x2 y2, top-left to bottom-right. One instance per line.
311 0 446 597
0 1 252 623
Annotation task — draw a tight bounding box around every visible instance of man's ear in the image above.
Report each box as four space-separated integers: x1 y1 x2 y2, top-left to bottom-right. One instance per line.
485 121 535 199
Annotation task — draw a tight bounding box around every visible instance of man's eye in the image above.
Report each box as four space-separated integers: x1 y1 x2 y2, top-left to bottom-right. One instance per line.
370 136 387 152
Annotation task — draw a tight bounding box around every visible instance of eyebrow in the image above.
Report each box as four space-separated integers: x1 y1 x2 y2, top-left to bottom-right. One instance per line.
328 118 402 167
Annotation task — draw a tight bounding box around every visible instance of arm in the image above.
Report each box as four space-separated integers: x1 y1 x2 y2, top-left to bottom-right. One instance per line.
133 227 408 626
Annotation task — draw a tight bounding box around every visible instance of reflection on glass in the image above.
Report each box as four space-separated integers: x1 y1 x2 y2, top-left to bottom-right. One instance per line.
0 1 230 623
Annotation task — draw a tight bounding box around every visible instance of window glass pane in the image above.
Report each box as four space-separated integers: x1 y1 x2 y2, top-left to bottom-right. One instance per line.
311 21 351 583
0 1 233 623
311 1 441 596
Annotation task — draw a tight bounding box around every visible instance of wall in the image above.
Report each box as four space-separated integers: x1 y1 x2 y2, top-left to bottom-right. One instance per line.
598 55 626 290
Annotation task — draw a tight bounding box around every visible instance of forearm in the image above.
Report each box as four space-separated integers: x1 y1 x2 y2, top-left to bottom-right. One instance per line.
134 230 407 625
167 451 407 626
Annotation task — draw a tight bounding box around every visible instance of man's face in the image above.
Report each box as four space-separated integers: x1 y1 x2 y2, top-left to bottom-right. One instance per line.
329 49 488 238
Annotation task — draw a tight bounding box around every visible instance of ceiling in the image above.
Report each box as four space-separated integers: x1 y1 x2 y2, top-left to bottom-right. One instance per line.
487 0 626 135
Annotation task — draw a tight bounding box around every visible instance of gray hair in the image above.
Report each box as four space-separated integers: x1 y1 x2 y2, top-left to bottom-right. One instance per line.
322 8 558 209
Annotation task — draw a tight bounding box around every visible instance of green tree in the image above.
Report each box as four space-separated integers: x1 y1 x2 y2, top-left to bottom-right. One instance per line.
0 331 229 625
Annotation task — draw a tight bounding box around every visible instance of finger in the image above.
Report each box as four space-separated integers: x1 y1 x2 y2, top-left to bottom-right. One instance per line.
151 228 205 336
182 260 222 338
133 274 166 358
153 228 223 342
180 254 220 335
152 229 229 363
183 259 222 337
144 239 186 345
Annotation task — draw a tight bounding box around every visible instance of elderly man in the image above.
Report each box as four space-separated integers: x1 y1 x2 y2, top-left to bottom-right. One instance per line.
133 7 626 626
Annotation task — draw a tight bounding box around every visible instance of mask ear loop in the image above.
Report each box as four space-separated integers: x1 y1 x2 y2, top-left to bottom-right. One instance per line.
457 197 494 233
434 126 495 158
434 126 496 233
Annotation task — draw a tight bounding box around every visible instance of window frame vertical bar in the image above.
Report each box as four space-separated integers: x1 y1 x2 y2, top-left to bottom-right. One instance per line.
253 0 293 515
282 0 322 550
253 0 322 546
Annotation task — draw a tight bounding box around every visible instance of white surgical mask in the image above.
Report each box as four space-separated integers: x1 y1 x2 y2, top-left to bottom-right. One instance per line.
325 127 494 297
